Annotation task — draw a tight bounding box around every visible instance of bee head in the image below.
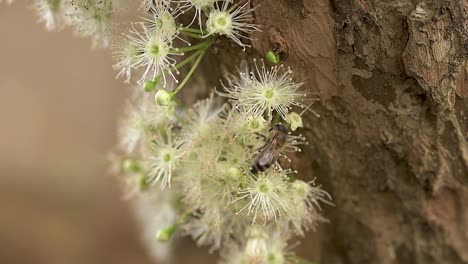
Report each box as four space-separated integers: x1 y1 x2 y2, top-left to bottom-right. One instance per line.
272 123 288 133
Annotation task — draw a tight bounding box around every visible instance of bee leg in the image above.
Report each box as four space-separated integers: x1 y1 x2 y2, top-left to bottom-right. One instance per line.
254 132 267 141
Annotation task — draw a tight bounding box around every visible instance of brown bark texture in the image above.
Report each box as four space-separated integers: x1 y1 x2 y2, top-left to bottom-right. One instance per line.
184 0 468 263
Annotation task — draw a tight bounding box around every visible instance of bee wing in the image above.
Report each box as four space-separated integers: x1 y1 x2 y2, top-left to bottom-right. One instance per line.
257 144 280 167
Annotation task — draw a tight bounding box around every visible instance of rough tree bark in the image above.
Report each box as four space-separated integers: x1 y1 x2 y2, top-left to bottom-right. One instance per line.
181 0 468 263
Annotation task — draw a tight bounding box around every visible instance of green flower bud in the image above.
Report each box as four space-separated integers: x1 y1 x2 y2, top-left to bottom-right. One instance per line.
287 112 303 131
156 225 176 242
227 167 242 181
145 76 162 92
155 89 172 106
122 159 141 173
139 173 150 191
267 252 285 264
144 81 156 92
266 51 280 64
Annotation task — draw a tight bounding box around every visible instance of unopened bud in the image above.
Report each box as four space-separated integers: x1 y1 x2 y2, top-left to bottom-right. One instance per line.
227 167 242 181
122 159 141 173
139 174 150 191
155 89 172 106
156 225 176 242
144 80 157 92
266 51 280 64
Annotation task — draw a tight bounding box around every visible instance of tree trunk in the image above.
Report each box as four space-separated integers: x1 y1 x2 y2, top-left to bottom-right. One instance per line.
185 0 468 263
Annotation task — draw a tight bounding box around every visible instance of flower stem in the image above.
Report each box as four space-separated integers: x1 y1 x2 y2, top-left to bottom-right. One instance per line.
172 40 212 95
179 31 204 39
179 26 208 35
175 39 212 53
151 50 202 83
173 49 203 70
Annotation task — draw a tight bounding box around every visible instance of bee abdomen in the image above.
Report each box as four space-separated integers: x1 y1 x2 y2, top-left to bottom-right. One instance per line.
251 163 271 174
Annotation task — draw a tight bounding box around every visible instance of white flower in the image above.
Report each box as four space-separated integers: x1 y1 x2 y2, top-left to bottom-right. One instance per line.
118 93 171 154
220 226 291 264
140 0 170 11
183 206 239 252
206 1 259 49
112 37 138 83
235 172 289 224
147 129 184 188
67 0 113 48
126 22 181 86
183 93 225 143
143 1 179 38
119 111 147 154
34 0 64 31
185 0 216 9
176 0 216 28
287 179 333 235
244 225 269 261
221 59 307 121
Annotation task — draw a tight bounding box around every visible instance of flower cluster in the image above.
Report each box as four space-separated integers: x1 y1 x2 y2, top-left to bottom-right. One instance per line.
115 58 332 263
112 0 259 86
21 0 332 263
30 0 113 47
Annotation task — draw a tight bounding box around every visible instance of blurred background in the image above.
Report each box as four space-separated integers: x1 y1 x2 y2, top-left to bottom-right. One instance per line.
0 2 158 263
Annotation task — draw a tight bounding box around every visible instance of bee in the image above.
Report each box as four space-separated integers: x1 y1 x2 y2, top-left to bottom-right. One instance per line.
251 123 288 174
